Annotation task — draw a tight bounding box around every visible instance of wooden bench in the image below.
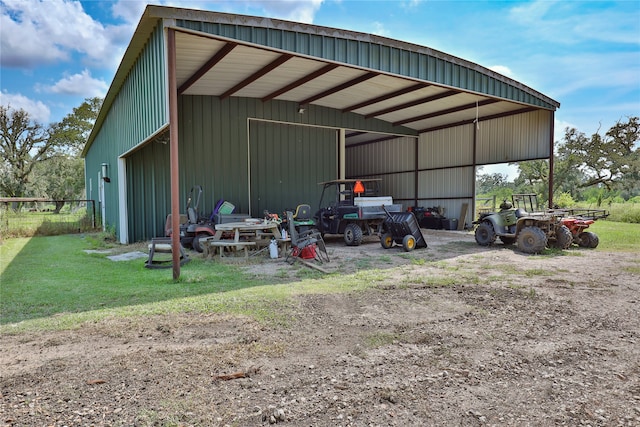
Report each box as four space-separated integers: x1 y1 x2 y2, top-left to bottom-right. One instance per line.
203 239 256 259
277 238 292 254
145 238 190 269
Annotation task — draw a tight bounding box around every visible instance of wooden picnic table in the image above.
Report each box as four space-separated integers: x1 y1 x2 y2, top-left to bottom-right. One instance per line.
201 220 285 259
214 220 282 242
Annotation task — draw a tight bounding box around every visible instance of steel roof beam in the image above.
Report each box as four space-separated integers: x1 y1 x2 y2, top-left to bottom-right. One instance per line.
178 42 237 95
261 63 339 102
347 134 409 148
418 106 538 133
220 53 294 99
342 83 429 112
393 98 499 126
297 71 379 106
365 89 459 119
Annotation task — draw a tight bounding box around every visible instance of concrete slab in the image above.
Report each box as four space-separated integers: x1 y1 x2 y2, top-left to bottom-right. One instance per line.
107 251 148 262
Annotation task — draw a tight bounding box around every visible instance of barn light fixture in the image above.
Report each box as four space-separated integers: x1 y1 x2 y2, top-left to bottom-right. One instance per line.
101 163 111 183
298 106 305 114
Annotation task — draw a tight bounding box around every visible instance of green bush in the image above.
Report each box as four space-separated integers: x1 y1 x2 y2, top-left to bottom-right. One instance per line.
553 192 576 208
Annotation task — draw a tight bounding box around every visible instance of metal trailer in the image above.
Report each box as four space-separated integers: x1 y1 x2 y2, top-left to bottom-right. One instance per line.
380 206 428 252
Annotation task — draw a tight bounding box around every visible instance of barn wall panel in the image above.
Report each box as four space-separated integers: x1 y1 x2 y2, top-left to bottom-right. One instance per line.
419 125 474 169
476 109 551 165
85 23 167 234
347 137 415 177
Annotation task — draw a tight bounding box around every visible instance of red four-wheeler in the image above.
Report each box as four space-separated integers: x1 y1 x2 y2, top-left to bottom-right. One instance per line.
557 209 609 248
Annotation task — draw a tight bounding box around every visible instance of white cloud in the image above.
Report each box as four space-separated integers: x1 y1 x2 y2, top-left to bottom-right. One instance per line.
111 0 148 24
260 0 324 23
0 0 135 69
0 92 51 123
211 0 324 23
371 21 389 37
526 51 640 98
39 70 109 97
508 0 640 46
488 65 513 78
554 119 577 142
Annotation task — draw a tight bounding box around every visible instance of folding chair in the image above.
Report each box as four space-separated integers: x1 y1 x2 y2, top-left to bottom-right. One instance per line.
285 211 329 264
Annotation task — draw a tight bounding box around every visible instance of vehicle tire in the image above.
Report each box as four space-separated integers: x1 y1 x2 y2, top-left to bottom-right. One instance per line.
516 226 547 254
579 231 599 248
499 236 516 245
402 234 416 252
551 225 573 249
344 223 363 246
191 232 208 253
474 222 496 246
380 232 394 249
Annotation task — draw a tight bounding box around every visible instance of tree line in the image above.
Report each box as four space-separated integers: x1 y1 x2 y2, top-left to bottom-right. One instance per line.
477 116 640 208
0 98 102 212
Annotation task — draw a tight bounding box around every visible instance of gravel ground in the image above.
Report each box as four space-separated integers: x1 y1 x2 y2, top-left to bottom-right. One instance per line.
1 230 639 426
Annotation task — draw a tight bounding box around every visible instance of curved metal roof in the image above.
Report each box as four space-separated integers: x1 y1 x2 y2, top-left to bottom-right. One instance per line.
172 26 557 136
86 5 560 151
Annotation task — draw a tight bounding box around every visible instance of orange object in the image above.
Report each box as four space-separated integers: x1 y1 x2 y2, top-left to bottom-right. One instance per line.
353 180 365 195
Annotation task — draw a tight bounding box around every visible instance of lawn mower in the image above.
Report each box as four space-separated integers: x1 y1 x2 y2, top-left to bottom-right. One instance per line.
166 185 216 252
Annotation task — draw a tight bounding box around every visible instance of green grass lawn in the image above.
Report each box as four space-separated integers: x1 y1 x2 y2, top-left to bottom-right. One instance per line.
1 221 637 332
587 220 640 252
0 234 380 332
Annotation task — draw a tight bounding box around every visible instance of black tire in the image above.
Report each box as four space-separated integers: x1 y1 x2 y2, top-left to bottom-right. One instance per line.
474 222 496 246
579 231 599 248
402 235 416 252
516 226 547 254
551 225 573 249
344 223 363 246
499 236 516 245
380 232 394 249
191 232 208 253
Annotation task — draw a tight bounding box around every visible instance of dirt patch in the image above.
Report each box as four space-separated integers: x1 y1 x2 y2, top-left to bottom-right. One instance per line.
2 230 639 426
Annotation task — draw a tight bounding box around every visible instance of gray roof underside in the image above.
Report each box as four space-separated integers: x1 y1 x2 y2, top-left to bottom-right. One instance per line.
87 5 560 150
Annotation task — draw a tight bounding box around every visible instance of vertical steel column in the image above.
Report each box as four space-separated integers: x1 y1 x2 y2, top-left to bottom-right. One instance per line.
339 129 345 179
168 28 181 280
414 137 419 207
548 111 555 209
472 123 478 221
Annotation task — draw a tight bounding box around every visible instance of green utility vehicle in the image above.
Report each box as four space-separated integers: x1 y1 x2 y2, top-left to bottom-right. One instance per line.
473 194 572 253
314 179 402 246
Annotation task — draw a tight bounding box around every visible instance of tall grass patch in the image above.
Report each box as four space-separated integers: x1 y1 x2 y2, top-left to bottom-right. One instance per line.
605 203 640 223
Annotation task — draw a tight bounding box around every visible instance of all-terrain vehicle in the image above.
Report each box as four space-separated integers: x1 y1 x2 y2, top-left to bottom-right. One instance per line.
473 194 572 254
314 179 402 246
165 185 216 252
557 208 609 248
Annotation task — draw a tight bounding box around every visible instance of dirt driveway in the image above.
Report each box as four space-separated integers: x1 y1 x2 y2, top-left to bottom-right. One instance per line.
1 230 639 426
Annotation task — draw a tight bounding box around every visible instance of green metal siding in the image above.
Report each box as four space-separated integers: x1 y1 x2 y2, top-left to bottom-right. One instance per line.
176 19 555 110
250 121 337 215
84 23 167 234
126 141 171 241
123 94 409 242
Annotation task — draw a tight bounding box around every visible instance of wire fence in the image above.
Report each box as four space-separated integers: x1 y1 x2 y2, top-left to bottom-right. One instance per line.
0 198 100 239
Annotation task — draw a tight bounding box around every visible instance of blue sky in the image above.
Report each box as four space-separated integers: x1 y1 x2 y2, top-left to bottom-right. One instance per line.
1 0 639 177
